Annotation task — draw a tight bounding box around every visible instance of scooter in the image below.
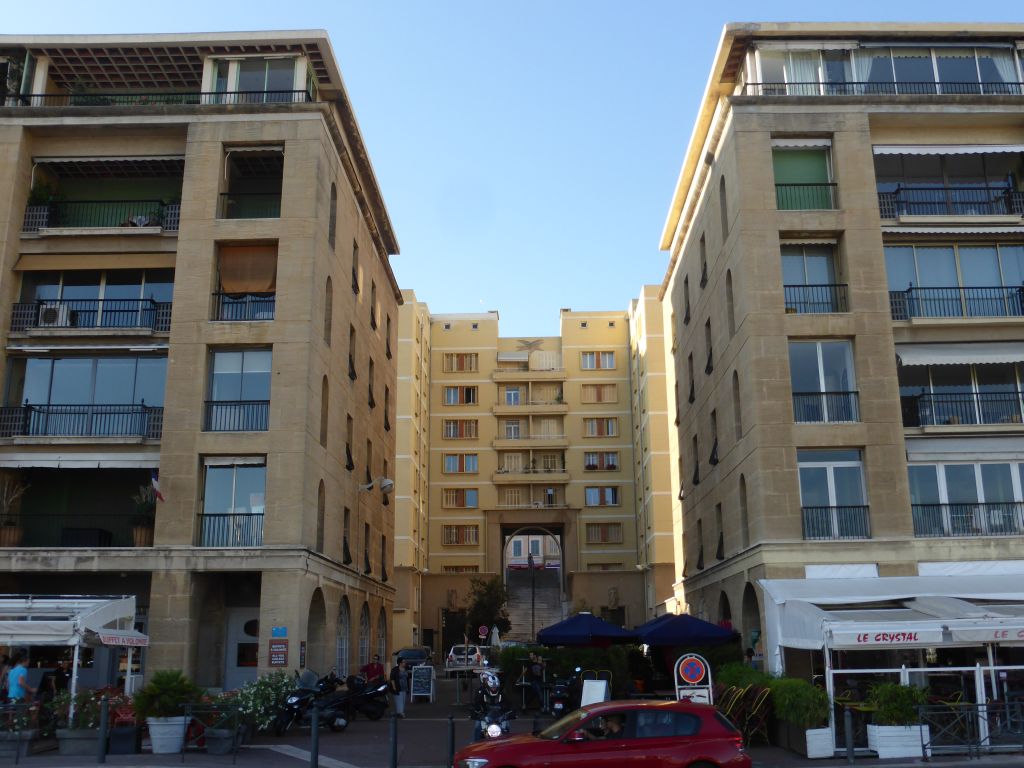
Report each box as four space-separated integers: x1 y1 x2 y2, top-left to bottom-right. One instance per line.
472 704 516 740
337 674 391 721
273 669 350 735
548 676 571 717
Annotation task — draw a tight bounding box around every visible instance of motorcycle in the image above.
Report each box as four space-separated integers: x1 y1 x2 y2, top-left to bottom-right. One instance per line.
472 705 516 741
548 676 571 717
337 674 391 721
273 669 350 735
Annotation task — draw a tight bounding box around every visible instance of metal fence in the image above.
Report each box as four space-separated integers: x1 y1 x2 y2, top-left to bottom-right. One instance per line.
792 391 860 423
878 186 1024 218
10 299 171 332
198 513 264 547
745 81 1024 96
901 391 1024 427
919 701 1024 757
784 284 848 314
888 286 1024 320
22 200 181 231
6 90 313 107
912 502 1024 538
203 401 270 432
775 183 837 210
216 193 282 219
211 292 276 321
801 505 871 540
0 404 163 439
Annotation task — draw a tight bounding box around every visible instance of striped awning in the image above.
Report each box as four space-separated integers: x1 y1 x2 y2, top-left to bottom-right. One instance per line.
896 342 1024 367
874 144 1024 155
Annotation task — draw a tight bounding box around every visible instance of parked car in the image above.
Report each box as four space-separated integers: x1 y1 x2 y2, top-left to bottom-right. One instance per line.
453 699 750 768
394 646 433 667
445 644 484 673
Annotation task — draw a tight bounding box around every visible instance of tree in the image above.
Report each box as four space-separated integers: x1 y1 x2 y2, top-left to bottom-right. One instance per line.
464 575 511 637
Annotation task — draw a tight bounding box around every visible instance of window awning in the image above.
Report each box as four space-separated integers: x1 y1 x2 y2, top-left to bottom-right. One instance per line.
771 138 832 149
497 352 529 362
896 342 1024 367
873 144 1024 155
0 451 160 469
0 595 143 647
882 227 1024 236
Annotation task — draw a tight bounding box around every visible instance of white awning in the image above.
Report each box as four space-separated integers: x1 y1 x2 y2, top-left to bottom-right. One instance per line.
874 144 1024 155
771 138 832 149
883 227 1024 236
33 155 185 164
496 352 529 362
95 629 150 647
0 595 140 647
896 342 1024 367
0 452 160 469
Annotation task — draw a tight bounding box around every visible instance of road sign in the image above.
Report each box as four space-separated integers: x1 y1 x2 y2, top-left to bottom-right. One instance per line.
478 625 489 638
673 653 713 704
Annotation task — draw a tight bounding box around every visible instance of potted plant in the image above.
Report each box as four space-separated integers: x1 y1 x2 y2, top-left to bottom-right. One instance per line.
53 690 101 756
130 485 156 547
0 704 39 759
198 692 240 755
770 678 832 758
866 682 930 758
0 476 29 547
132 670 202 754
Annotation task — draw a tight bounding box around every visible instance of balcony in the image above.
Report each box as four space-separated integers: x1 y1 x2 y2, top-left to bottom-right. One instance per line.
775 183 837 210
784 284 849 314
912 503 1024 538
494 501 567 510
203 401 270 432
11 299 172 333
492 469 570 484
901 391 1023 427
3 511 151 548
217 193 282 219
492 400 569 416
878 186 1024 219
492 434 570 450
889 287 1024 320
0 404 162 439
8 90 314 107
23 200 181 233
212 292 276 321
745 81 1024 97
792 392 860 423
197 512 264 547
492 368 566 382
802 506 871 540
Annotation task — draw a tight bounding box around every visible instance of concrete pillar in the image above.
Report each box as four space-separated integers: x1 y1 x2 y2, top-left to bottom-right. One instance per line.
147 570 202 680
258 569 312 675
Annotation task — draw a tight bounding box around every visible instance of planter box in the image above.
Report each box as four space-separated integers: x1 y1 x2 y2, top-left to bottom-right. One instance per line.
867 723 930 759
805 727 834 759
57 728 99 756
0 729 38 759
108 725 139 754
146 716 188 754
204 727 235 755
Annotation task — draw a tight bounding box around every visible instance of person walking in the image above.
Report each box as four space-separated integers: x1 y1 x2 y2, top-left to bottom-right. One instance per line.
389 658 408 718
7 654 35 703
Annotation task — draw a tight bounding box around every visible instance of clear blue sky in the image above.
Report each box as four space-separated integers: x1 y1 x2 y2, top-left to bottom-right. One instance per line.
8 2 1021 335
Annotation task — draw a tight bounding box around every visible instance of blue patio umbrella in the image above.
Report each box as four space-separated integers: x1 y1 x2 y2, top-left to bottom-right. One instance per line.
634 613 736 646
536 612 637 646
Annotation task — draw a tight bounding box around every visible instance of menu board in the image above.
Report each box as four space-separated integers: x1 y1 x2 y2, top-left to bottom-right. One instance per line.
410 664 435 702
269 639 289 667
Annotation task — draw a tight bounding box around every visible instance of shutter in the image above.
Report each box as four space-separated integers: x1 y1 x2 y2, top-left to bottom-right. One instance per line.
772 149 829 184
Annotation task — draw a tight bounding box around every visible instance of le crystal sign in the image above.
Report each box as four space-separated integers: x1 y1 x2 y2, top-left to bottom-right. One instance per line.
832 627 944 647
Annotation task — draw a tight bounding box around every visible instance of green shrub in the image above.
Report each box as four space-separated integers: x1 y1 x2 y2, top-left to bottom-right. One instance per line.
235 671 293 731
867 682 927 726
132 670 203 720
716 661 774 689
497 645 634 697
52 690 102 730
769 677 829 729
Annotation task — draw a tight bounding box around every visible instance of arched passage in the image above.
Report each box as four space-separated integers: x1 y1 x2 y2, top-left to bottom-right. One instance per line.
718 591 732 627
306 587 327 672
336 596 351 676
742 582 762 651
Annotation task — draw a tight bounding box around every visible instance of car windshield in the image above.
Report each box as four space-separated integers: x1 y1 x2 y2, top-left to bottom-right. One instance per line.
537 709 590 740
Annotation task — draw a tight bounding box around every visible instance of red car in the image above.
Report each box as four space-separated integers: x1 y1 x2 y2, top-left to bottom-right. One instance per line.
453 699 750 768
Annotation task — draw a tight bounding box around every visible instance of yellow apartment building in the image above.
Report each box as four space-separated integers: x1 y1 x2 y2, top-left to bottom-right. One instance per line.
0 31 399 688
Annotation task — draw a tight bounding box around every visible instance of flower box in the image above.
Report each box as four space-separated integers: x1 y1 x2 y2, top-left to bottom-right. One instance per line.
867 723 930 759
57 727 99 756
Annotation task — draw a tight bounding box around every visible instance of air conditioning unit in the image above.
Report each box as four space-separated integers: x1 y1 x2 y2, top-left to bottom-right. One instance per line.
37 303 69 327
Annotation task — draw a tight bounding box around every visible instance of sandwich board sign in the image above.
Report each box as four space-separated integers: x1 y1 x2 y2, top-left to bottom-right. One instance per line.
674 653 713 704
410 664 435 703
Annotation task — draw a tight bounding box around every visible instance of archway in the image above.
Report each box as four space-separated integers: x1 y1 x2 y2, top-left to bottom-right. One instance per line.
741 582 762 652
336 597 351 676
358 602 371 668
502 525 564 642
718 591 732 628
306 588 327 672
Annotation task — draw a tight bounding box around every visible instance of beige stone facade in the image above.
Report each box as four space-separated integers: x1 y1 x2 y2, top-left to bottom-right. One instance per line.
659 23 1024 655
0 32 399 687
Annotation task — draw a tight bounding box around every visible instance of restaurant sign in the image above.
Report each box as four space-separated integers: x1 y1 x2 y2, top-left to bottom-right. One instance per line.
950 625 1024 643
831 627 944 647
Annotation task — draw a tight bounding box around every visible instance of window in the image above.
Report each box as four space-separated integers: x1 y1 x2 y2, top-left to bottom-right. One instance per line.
691 434 700 486
383 386 391 431
442 488 479 508
319 376 329 447
363 523 371 573
512 540 523 557
323 277 333 344
503 488 522 507
683 276 691 324
789 341 859 422
220 147 284 217
504 419 521 439
442 525 479 545
443 419 478 439
351 241 360 294
699 235 708 288
200 459 266 546
687 354 695 403
798 449 869 539
471 322 479 330
772 148 834 209
635 711 702 739
584 486 620 506
443 353 478 372
583 417 617 437
368 357 375 407
205 349 272 431
739 474 750 549
217 56 296 99
732 371 742 439
214 244 277 320
581 351 615 370
529 539 541 556
385 315 392 359
695 518 704 569
704 319 713 375
586 523 623 543
709 410 719 465
348 326 357 380
345 415 355 470
719 176 729 241
581 384 617 403
370 281 378 329
328 183 337 250
504 386 521 405
714 503 724 560
584 452 619 471
782 243 846 313
443 454 478 473
908 462 1024 537
343 507 352 564
580 321 588 329
877 153 1023 217
898 363 1024 427
316 480 325 553
365 439 373 484
444 385 478 405
725 270 736 335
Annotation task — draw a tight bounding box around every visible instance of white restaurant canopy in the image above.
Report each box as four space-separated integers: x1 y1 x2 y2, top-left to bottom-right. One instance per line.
760 576 1024 674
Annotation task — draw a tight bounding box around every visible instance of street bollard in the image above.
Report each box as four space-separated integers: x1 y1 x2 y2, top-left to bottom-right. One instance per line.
533 716 539 734
389 713 399 768
447 714 455 768
844 706 854 764
310 705 319 768
96 695 109 764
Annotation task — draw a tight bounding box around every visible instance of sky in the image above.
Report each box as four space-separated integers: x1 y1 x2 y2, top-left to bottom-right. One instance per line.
7 2 1022 336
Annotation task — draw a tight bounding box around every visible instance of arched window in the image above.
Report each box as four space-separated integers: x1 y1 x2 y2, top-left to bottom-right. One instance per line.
320 376 329 448
719 176 729 242
324 277 333 345
358 602 371 667
732 371 742 439
336 597 351 676
725 270 735 337
316 480 326 553
328 183 338 250
376 608 387 662
739 474 750 550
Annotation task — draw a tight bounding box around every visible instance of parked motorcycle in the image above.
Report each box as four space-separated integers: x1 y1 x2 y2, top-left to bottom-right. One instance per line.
548 676 571 717
273 669 350 735
337 674 390 721
472 704 516 741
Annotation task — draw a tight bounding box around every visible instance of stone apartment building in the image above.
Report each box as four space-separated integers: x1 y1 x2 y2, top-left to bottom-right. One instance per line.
0 31 399 689
660 23 1024 675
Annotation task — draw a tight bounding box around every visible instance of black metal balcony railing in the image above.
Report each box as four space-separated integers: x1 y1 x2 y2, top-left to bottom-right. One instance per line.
11 511 154 548
7 90 314 107
198 512 264 547
802 505 871 540
888 286 1024 320
792 391 860 423
912 503 1024 538
203 401 270 432
23 200 181 232
745 81 1024 97
784 284 849 314
878 186 1024 218
217 193 282 219
775 183 838 210
901 391 1024 427
212 292 276 321
0 403 162 439
10 299 171 332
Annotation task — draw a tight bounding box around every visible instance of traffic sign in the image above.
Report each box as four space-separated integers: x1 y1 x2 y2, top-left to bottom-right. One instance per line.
673 653 713 704
478 625 489 638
